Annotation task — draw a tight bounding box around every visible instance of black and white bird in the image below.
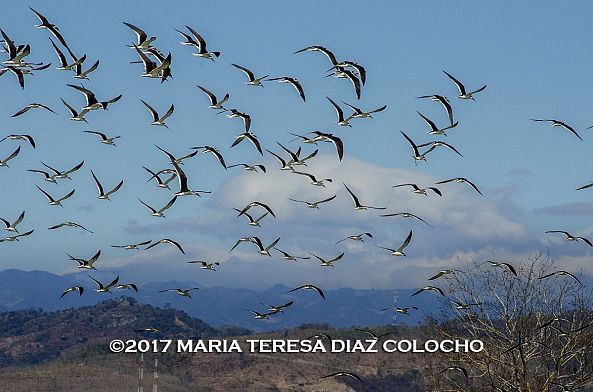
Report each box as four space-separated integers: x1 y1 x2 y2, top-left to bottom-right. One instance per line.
143 166 175 190
192 146 227 169
123 22 156 50
90 275 119 293
49 221 93 233
417 94 454 126
141 100 174 128
36 185 75 207
307 131 343 160
132 44 171 79
49 37 84 71
0 66 27 89
12 102 55 117
61 98 89 122
187 261 220 271
436 178 482 195
288 284 325 299
197 85 229 110
327 97 352 127
233 208 268 227
400 131 430 163
329 60 367 84
59 286 84 298
417 111 458 136
545 231 593 247
428 270 458 280
538 270 583 286
145 238 185 254
412 286 445 297
227 163 266 173
443 71 486 100
288 194 336 209
336 232 372 244
156 145 211 197
91 170 124 200
30 7 71 50
0 134 36 149
111 240 152 250
244 309 272 320
159 287 199 298
291 170 331 187
376 230 413 257
0 230 34 242
68 250 101 270
530 119 583 141
274 248 311 261
319 372 363 383
176 25 220 60
261 300 293 314
293 45 338 66
42 160 84 180
223 109 252 132
393 183 442 197
229 237 256 253
342 101 386 120
138 196 177 218
355 328 391 340
230 132 263 155
485 260 517 277
237 201 276 218
0 146 21 167
0 211 25 233
268 76 305 101
232 63 268 87
27 169 57 184
380 212 432 227
308 251 344 267
251 237 280 256
68 84 122 111
74 59 99 80
344 183 386 210
416 140 463 157
116 283 138 292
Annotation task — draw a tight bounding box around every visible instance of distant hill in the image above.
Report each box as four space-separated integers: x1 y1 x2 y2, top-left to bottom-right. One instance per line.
0 269 438 331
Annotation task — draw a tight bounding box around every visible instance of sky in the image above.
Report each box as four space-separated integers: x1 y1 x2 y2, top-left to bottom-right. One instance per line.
2 1 593 291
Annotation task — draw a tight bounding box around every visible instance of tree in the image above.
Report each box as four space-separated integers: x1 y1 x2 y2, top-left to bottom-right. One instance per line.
417 253 593 391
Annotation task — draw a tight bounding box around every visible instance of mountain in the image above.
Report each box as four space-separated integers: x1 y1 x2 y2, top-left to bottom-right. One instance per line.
0 269 439 331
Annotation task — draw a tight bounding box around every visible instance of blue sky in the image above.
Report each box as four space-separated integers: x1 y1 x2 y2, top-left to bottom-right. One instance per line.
2 1 593 290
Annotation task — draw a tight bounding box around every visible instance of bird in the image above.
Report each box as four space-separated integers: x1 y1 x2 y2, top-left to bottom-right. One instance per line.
187 261 220 271
355 328 391 340
329 61 367 84
229 237 256 253
12 102 56 117
191 146 227 169
68 84 122 111
91 170 124 200
49 37 85 71
303 131 343 160
223 109 252 132
393 183 442 197
0 146 21 167
336 232 372 244
268 76 305 101
27 169 58 184
83 131 120 146
123 22 156 50
159 288 199 298
134 327 164 333
417 94 454 126
545 231 593 247
41 160 84 180
140 100 174 128
244 309 273 320
277 142 318 167
288 195 336 209
289 284 325 299
319 372 363 383
29 7 71 50
233 208 268 227
530 119 583 141
261 301 293 314
111 240 152 250
274 248 311 261
428 270 458 280
156 145 211 197
90 275 119 293
485 260 518 277
412 286 445 296
417 111 458 136
0 230 34 242
416 140 463 157
251 237 280 256
308 251 345 267
376 230 413 256
395 306 419 315
436 178 482 195
230 132 263 155
340 69 362 99
343 183 386 210
143 166 175 190
293 45 338 66
132 44 171 79
400 131 430 163
380 212 432 227
342 101 386 119
227 163 266 173
0 211 25 232
576 181 593 191
452 301 481 310
438 365 469 378
237 201 276 218
197 85 229 110
49 222 93 233
232 63 268 86
0 66 26 89
538 271 583 286
61 98 89 122
138 196 177 218
68 250 101 270
116 283 138 292
443 71 486 100
266 148 295 171
36 186 75 207
327 97 352 126
176 25 220 60
145 238 185 254
74 58 99 80
0 134 36 149
291 170 331 187
59 286 84 298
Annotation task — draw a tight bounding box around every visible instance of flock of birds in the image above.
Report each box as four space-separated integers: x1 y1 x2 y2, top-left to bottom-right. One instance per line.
1 6 591 386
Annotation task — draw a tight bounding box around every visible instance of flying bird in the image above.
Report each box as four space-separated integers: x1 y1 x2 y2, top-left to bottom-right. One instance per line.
68 250 101 270
380 212 432 227
145 238 185 254
319 372 363 383
237 201 276 218
138 196 177 218
197 85 229 110
538 270 583 286
336 232 372 244
251 237 280 256
342 101 386 119
36 185 75 207
111 240 152 250
417 111 458 136
29 7 71 50
307 251 345 267
261 300 294 314
123 22 156 50
393 183 442 197
485 260 518 277
416 140 463 157
0 230 34 242
274 248 311 261
141 100 174 128
288 195 336 209
0 146 21 167
48 221 93 233
376 230 413 257
289 284 325 299
545 230 593 247
232 63 268 87
293 45 338 66
233 209 268 227
159 287 199 298
12 102 55 117
230 132 263 155
91 170 124 200
428 270 458 280
412 286 445 297
417 94 454 126
59 286 84 298
176 25 220 60
0 211 25 232
68 84 122 111
344 183 386 210
530 119 583 141
327 97 352 127
436 178 482 195
83 130 120 146
187 261 220 271
192 146 227 169
268 76 305 101
90 275 119 293
0 134 36 149
132 44 171 79
443 71 486 100
61 98 89 122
